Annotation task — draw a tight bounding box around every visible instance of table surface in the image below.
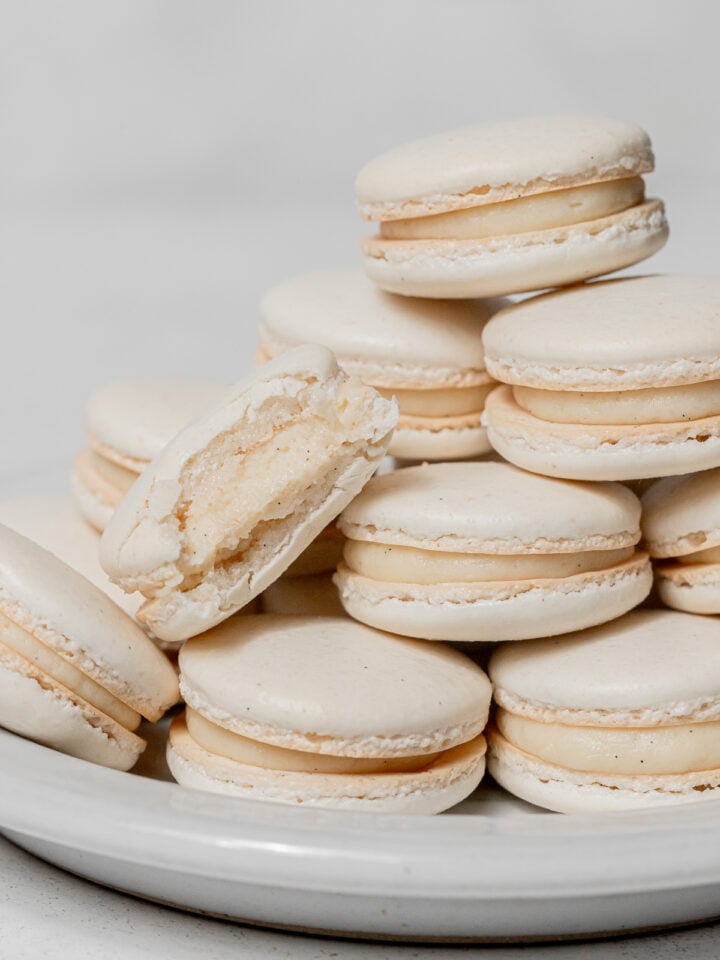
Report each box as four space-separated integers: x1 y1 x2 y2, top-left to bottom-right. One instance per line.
0 835 719 960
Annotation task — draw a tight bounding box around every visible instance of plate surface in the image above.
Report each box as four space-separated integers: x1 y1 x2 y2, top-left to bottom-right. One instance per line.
1 723 720 942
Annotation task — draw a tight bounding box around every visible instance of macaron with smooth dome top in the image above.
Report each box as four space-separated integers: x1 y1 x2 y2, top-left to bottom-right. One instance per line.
0 524 179 770
259 268 505 461
334 461 651 642
100 346 398 643
356 115 667 298
488 610 720 812
73 376 227 531
168 615 491 813
642 468 720 613
483 275 720 480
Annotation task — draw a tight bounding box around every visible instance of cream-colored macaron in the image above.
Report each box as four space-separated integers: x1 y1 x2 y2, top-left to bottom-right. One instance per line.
488 610 720 812
261 574 345 617
168 615 490 813
0 524 178 770
334 461 650 642
72 376 227 531
100 346 398 643
356 115 667 298
483 276 720 480
642 468 720 613
259 268 504 460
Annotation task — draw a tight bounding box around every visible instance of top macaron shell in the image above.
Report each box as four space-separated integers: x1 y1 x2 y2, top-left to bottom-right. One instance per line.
259 268 501 388
179 615 492 756
87 376 227 466
338 461 642 554
483 275 720 390
356 115 654 220
0 524 178 720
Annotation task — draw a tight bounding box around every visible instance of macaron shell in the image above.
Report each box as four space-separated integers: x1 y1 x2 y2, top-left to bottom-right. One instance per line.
168 715 486 814
356 115 654 219
483 275 720 390
388 422 491 460
642 469 720 557
259 268 501 389
179 615 491 756
261 574 345 617
361 201 666 299
71 450 122 532
0 643 144 771
334 554 651 642
487 727 720 813
338 461 642 555
655 563 720 613
485 385 720 481
0 525 178 720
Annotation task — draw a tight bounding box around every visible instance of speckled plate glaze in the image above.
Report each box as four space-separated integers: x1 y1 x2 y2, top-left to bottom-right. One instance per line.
2 472 720 941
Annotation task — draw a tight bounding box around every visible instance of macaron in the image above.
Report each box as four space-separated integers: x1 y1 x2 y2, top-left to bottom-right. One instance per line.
261 573 345 617
334 461 650 641
0 524 178 770
488 610 720 812
642 468 720 613
259 268 503 460
100 346 398 643
356 115 667 298
168 615 491 813
483 275 720 480
72 376 227 530
0 493 141 620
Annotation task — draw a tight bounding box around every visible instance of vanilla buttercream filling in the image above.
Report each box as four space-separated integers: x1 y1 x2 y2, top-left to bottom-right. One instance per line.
514 380 720 425
677 545 720 564
186 708 439 774
0 608 141 730
497 709 720 775
343 541 634 584
375 384 495 418
379 177 645 241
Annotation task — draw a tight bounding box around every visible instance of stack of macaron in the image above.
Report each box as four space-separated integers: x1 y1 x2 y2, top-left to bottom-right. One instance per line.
5 112 720 818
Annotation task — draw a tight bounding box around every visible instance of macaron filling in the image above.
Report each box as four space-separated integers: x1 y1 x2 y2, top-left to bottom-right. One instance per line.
185 708 442 774
513 380 720 425
496 708 720 777
342 541 635 584
0 607 141 730
379 177 645 241
677 545 720 564
375 383 496 418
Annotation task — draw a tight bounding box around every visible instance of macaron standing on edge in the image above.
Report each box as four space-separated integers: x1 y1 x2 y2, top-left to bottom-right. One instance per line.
334 461 651 642
483 276 720 481
168 615 492 814
0 525 178 770
73 376 226 530
259 268 505 461
100 345 398 643
356 115 667 298
488 611 720 812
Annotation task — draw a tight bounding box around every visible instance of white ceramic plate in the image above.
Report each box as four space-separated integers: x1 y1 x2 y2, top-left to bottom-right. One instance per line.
1 472 720 941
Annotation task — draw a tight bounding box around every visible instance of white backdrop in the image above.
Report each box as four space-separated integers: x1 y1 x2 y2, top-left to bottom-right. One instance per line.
1 0 717 482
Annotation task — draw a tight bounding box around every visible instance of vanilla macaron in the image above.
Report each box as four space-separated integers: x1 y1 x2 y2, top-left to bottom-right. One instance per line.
483 276 720 480
72 376 226 530
261 574 345 617
356 115 667 298
100 346 398 643
642 468 720 613
0 524 178 770
259 268 503 460
488 610 720 812
334 462 650 642
168 615 491 813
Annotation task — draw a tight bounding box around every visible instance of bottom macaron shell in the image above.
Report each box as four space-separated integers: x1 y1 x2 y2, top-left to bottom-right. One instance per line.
333 555 651 642
388 422 492 461
655 563 720 614
70 469 115 532
485 386 720 481
0 645 144 771
487 728 720 813
167 715 486 814
362 201 667 299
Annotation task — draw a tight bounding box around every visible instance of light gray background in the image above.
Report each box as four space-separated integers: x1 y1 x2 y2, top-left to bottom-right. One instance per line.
2 1 720 955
